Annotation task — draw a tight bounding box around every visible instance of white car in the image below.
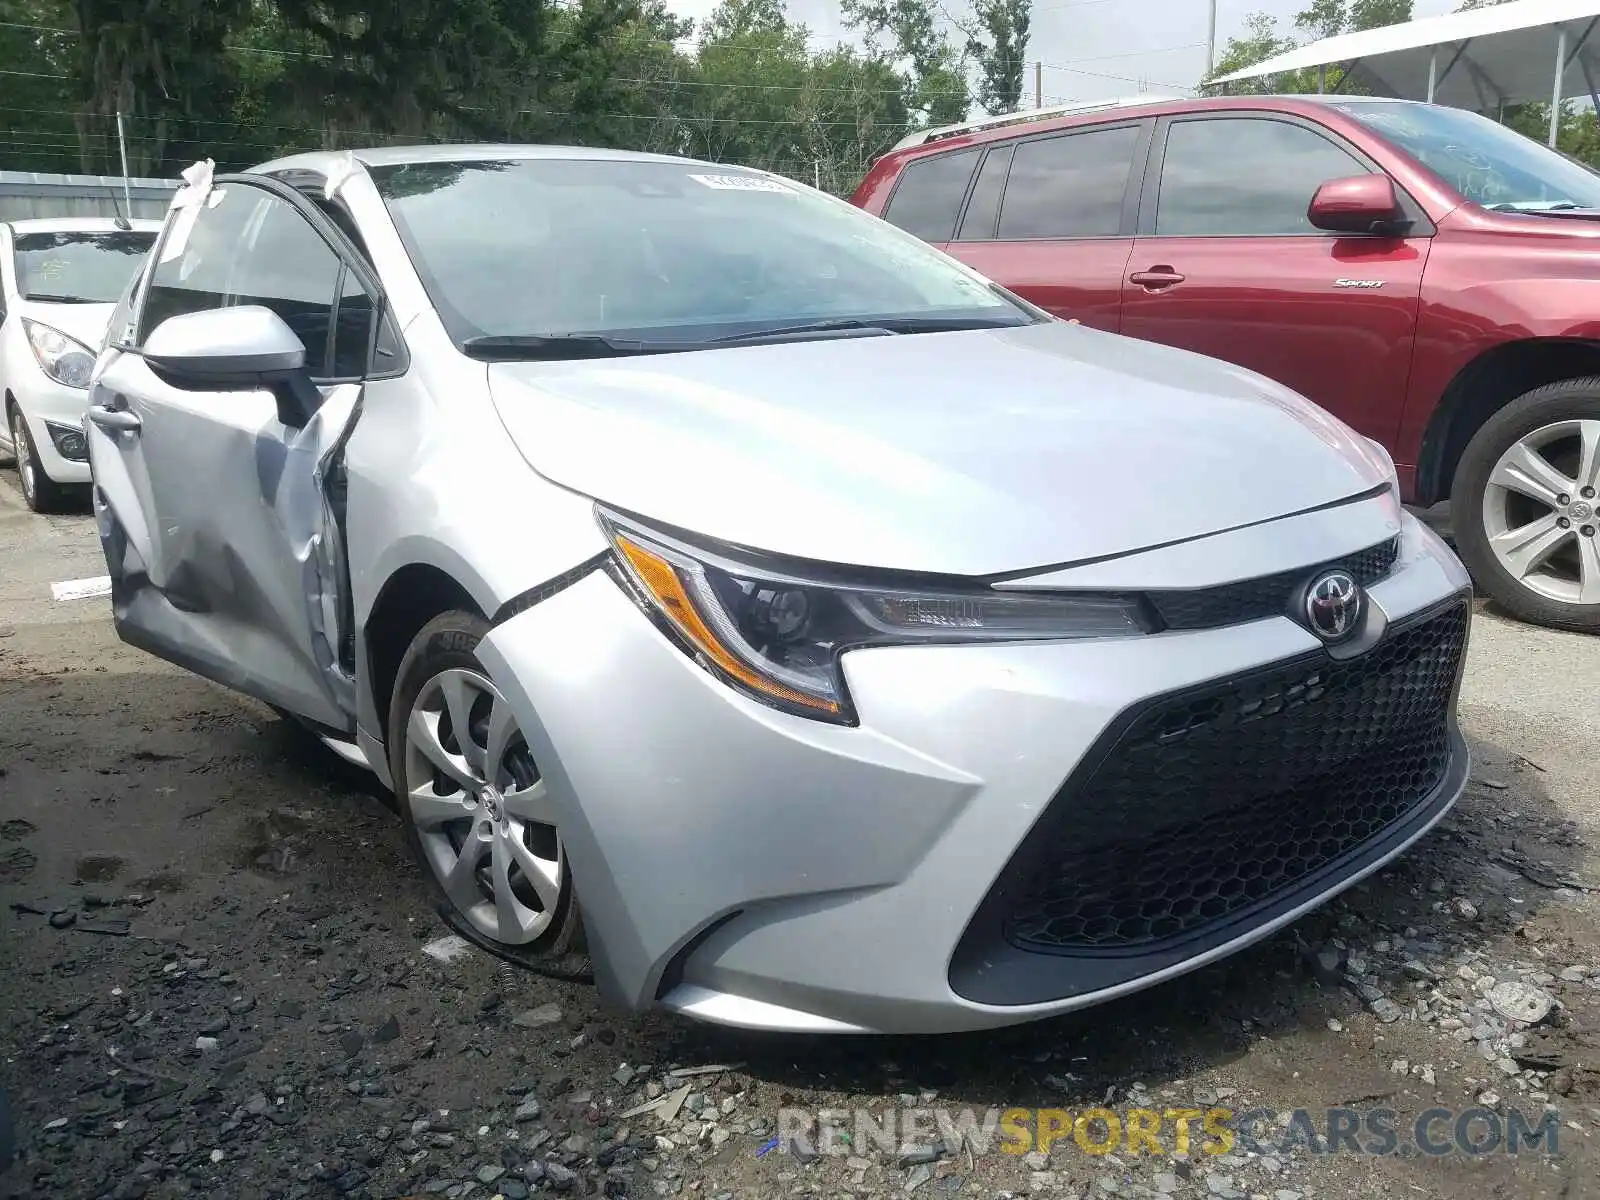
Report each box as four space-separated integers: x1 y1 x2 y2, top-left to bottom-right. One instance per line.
0 217 160 511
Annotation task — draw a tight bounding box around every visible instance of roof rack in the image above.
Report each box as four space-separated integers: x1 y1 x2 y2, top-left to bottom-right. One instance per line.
890 95 1184 151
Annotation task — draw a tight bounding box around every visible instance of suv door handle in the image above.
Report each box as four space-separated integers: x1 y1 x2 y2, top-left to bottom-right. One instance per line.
88 406 141 434
1129 268 1186 290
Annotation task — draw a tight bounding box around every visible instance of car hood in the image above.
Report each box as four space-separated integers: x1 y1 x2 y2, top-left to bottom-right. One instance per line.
16 299 118 349
487 322 1390 576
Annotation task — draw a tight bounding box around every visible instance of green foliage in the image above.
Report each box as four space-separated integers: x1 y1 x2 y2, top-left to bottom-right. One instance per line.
0 0 975 196
1205 0 1600 167
840 0 969 125
1206 2 1413 95
965 0 1031 115
1207 12 1300 95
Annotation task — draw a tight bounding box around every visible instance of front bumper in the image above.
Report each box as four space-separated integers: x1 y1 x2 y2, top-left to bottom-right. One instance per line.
10 372 93 484
478 508 1472 1035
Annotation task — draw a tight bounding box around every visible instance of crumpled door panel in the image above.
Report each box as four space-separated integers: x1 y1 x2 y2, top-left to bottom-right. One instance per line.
87 350 362 731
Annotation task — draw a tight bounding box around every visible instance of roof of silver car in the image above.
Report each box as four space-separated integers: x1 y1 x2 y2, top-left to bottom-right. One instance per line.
253 143 724 178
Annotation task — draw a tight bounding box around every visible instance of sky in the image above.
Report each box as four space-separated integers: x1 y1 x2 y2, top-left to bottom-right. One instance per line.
662 0 1464 102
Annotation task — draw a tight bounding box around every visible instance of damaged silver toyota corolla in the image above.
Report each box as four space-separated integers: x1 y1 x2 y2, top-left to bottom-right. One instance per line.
86 145 1473 1035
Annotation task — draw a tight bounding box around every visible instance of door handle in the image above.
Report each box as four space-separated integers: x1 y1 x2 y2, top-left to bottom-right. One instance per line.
88 406 141 434
1129 268 1186 290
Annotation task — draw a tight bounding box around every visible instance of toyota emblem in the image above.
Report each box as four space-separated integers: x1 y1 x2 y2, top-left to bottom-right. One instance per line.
1304 570 1363 642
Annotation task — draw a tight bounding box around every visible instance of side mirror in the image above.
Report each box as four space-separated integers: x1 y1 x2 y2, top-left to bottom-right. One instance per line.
145 306 318 427
1307 174 1407 235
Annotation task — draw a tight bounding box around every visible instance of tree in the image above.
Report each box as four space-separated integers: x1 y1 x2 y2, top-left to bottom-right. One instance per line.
0 0 932 186
1206 12 1298 93
965 0 1031 115
840 0 968 125
1347 0 1412 31
1294 0 1347 42
1207 1 1414 94
71 0 256 173
0 0 79 172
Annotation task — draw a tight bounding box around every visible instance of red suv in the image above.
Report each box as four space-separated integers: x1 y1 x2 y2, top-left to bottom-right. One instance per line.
853 94 1600 634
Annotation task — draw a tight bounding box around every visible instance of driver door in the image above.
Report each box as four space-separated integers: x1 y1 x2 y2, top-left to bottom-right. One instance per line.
84 176 381 731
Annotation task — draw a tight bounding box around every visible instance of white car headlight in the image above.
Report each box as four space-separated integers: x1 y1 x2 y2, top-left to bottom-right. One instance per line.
601 513 1151 723
23 319 97 389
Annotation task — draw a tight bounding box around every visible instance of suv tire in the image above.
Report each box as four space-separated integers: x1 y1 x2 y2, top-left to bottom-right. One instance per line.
388 611 591 979
1452 378 1600 634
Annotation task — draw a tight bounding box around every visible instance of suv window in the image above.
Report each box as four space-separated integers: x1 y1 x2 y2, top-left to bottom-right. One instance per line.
997 126 1141 240
140 184 373 378
1156 117 1367 236
883 148 981 241
956 146 1013 241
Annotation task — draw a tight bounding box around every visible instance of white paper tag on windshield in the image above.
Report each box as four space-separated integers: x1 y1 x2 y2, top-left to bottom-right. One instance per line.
688 173 792 193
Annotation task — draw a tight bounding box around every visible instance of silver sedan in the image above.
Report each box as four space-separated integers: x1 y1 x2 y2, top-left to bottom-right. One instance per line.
85 145 1473 1035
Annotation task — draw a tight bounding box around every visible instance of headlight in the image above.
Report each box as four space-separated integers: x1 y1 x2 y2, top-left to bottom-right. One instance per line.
23 319 96 389
601 514 1151 724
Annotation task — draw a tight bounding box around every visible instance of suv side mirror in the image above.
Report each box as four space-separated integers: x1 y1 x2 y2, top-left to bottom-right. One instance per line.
145 306 318 427
1307 174 1407 235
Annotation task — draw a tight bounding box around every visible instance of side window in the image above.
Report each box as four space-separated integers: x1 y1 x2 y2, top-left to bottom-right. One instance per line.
882 148 981 242
997 126 1141 240
139 187 261 340
331 269 375 378
1156 117 1368 236
955 146 1013 241
106 259 148 348
233 196 344 374
139 185 369 378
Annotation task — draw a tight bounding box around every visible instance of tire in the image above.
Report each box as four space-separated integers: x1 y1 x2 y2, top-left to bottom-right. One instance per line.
1451 378 1600 634
8 403 74 515
387 611 590 979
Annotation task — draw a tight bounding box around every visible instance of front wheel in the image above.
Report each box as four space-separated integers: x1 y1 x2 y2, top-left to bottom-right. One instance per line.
1451 379 1600 634
387 611 590 978
9 405 74 514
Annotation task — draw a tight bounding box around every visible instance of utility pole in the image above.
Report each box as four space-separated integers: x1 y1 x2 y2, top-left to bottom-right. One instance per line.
1035 61 1043 108
115 110 132 222
1205 0 1217 79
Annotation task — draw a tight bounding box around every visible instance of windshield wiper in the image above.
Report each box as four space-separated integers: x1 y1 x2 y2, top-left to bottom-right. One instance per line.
22 293 101 304
708 314 1028 346
461 334 681 361
1488 201 1588 213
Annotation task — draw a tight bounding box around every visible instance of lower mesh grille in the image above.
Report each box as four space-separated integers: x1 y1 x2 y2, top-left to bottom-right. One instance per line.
1004 602 1468 954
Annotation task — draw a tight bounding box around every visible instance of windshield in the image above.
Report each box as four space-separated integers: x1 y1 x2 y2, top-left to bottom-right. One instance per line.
370 158 1035 353
1330 101 1600 212
12 230 157 303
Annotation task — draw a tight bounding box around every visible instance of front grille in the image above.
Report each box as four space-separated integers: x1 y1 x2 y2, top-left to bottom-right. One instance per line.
1004 602 1467 954
1149 536 1399 632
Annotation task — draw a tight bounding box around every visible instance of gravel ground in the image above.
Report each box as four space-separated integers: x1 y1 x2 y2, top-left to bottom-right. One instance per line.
3 477 1599 1200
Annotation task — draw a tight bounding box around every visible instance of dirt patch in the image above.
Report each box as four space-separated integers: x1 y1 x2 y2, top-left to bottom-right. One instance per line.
127 871 187 895
0 844 36 884
71 854 124 884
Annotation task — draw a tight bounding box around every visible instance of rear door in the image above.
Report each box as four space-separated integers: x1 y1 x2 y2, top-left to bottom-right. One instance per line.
1120 112 1432 443
943 121 1149 333
84 175 383 730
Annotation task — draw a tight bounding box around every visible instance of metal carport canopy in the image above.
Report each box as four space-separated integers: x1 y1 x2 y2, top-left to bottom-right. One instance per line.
1211 0 1600 145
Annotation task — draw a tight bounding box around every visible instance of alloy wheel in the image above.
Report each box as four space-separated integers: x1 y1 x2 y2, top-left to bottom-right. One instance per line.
1481 418 1600 606
11 410 34 507
402 667 564 946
